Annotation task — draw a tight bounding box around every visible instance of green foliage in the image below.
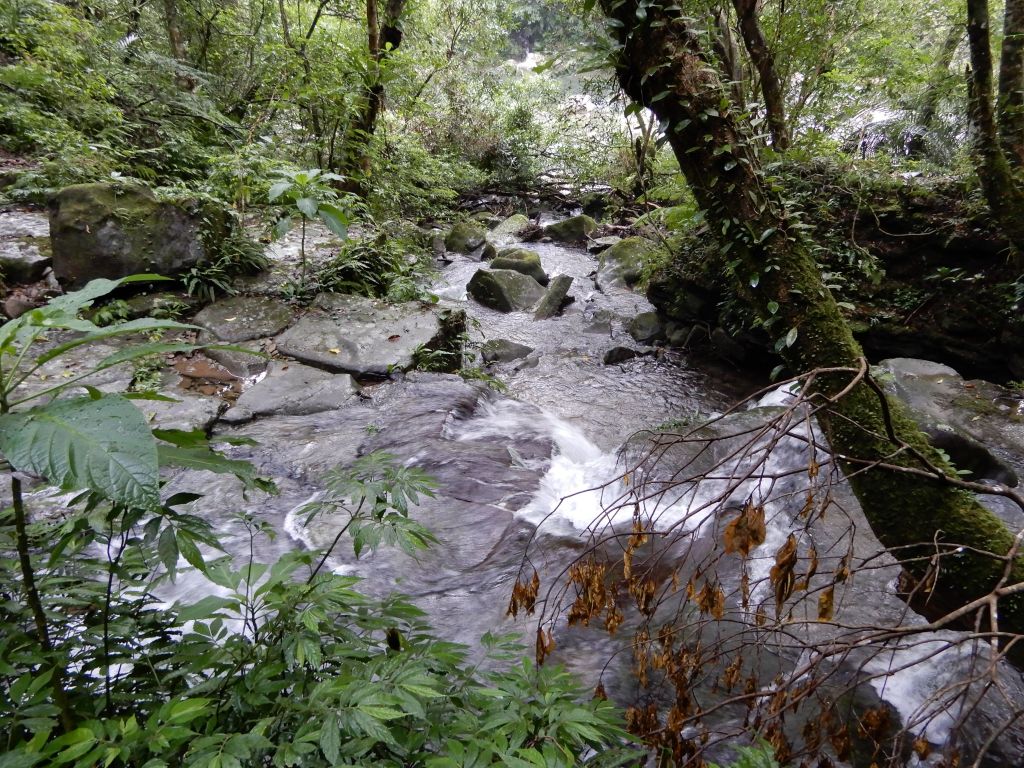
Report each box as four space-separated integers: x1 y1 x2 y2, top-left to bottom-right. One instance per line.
183 228 269 303
708 742 781 768
315 225 435 302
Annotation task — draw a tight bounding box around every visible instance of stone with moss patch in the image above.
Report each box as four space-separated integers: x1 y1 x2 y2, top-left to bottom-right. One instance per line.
543 215 597 243
467 269 545 312
445 221 487 254
490 248 548 286
48 182 230 288
491 214 531 238
597 237 664 290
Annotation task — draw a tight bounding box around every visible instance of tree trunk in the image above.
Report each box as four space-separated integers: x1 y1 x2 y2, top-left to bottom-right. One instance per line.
162 0 186 61
999 0 1024 167
711 7 745 110
343 0 408 185
732 0 790 150
599 0 1024 638
967 0 1024 249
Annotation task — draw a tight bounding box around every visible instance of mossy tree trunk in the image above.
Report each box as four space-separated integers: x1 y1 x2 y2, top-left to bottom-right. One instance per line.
998 0 1024 168
967 0 1024 249
599 0 1024 637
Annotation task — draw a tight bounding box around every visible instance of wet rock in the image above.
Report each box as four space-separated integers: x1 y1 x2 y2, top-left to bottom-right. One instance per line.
583 309 615 335
543 214 597 243
203 338 271 378
628 311 665 344
445 221 487 253
481 339 534 364
193 295 294 343
123 292 200 320
0 210 51 283
603 346 647 365
710 327 748 364
491 213 531 238
533 274 574 320
224 360 358 423
588 235 621 254
597 236 664 290
3 292 37 319
481 241 498 261
876 359 1024 496
48 183 229 288
135 391 224 433
276 293 457 377
467 269 545 312
491 248 548 286
470 211 502 229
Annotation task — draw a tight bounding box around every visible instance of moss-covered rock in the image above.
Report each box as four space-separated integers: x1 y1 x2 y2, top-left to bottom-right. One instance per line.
490 248 548 286
491 214 531 238
48 182 229 288
598 236 664 290
467 268 545 312
444 221 487 253
543 214 597 242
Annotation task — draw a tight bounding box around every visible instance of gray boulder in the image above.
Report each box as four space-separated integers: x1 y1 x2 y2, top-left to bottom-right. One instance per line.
597 236 664 290
588 235 622 254
481 339 534 363
467 269 545 312
604 346 646 365
193 295 294 343
276 294 462 377
628 311 666 344
533 274 574 320
445 221 487 253
48 183 229 288
491 214 531 238
224 360 358 423
543 215 597 242
490 248 548 286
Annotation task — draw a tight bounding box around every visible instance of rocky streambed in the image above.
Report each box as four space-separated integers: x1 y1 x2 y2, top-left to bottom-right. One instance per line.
6 202 1024 765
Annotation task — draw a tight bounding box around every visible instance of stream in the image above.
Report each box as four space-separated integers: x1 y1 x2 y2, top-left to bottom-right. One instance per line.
8 206 1024 765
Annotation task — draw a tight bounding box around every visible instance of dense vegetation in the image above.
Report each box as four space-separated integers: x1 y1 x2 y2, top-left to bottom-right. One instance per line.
4 0 1024 766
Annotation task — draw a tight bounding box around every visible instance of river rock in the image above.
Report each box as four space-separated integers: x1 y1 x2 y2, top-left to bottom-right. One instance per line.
604 345 646 364
490 248 548 286
543 214 597 243
628 311 665 343
533 274 573 320
481 339 534 363
481 241 498 260
203 338 271 378
876 358 1022 492
445 221 487 253
466 269 545 312
597 236 663 290
587 235 621 254
193 295 294 343
135 391 224 433
470 211 502 229
0 210 52 283
224 360 358 423
48 183 229 288
275 293 459 377
491 213 531 238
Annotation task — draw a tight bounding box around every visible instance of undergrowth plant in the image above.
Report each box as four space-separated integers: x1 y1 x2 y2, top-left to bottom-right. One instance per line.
0 280 638 767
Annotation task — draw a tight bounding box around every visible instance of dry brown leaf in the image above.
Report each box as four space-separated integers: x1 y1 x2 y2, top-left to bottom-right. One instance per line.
770 534 799 615
723 500 767 557
817 586 834 621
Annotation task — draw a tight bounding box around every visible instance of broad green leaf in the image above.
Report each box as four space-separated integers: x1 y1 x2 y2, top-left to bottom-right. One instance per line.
295 197 318 218
317 204 349 239
319 712 340 764
785 327 799 347
156 444 275 493
274 216 293 238
268 181 291 202
0 395 159 508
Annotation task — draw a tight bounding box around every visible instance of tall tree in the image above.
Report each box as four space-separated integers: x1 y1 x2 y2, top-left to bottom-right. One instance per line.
596 0 1024 637
967 0 1024 248
731 0 790 149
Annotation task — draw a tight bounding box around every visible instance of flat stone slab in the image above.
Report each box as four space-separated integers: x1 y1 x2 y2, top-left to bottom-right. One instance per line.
225 361 358 422
276 293 450 376
135 391 224 433
193 295 294 343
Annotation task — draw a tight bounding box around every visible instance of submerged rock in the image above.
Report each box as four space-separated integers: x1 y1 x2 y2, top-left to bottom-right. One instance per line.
48 182 229 288
597 236 663 290
533 274 574 320
466 269 545 312
543 214 597 243
490 248 548 286
445 221 487 254
276 294 459 377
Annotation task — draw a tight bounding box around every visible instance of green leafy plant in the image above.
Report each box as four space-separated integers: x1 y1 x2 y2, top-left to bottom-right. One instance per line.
269 168 354 288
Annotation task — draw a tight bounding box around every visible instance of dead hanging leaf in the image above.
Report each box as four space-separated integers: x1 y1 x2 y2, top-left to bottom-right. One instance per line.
800 490 815 520
770 534 799 615
740 569 750 610
723 500 767 557
829 722 852 762
507 569 540 618
593 682 608 701
912 737 931 759
755 606 767 626
817 586 834 621
808 458 820 478
721 654 743 691
535 626 556 665
696 580 726 619
567 558 609 627
795 546 818 591
630 577 657 615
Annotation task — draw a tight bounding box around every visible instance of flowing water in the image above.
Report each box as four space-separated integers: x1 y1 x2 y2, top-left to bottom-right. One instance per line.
151 223 1024 765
